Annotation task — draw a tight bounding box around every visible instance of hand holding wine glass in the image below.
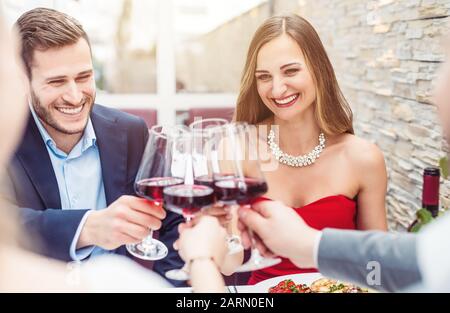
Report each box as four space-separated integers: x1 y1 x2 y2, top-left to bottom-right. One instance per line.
126 125 187 261
78 195 166 251
174 216 228 268
174 215 228 292
237 200 320 269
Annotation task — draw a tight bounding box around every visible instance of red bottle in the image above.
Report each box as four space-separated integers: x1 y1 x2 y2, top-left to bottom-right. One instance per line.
408 167 440 232
421 167 440 218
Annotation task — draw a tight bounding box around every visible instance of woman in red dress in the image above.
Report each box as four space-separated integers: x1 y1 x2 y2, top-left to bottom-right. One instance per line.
233 14 388 284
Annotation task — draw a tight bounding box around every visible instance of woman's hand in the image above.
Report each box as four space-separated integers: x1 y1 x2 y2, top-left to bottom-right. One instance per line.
174 216 228 268
202 203 232 227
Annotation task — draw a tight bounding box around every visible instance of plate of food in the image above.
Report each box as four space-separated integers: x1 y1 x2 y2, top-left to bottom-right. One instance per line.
251 273 370 293
251 273 322 293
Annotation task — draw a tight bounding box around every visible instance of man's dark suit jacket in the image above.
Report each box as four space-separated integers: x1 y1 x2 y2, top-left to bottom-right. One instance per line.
3 104 183 282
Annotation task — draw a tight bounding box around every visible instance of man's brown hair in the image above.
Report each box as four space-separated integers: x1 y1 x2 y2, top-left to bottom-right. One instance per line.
14 7 91 78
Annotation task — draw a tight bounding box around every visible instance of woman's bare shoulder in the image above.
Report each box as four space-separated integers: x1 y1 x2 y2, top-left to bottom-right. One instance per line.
333 133 386 170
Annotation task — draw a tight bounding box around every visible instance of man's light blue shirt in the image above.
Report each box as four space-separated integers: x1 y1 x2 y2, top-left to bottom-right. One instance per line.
30 106 109 261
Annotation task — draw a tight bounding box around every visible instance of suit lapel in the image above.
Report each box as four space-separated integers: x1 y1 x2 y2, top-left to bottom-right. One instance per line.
16 117 61 209
91 107 128 205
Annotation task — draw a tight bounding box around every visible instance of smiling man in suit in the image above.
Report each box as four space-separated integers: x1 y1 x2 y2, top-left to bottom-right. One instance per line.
0 8 183 281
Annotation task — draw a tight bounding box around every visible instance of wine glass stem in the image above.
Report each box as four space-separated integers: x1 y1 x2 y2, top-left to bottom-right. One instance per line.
180 214 193 275
143 230 155 245
248 229 263 263
141 200 160 248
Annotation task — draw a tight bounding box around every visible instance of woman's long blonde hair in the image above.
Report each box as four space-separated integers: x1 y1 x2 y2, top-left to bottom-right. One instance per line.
234 14 354 135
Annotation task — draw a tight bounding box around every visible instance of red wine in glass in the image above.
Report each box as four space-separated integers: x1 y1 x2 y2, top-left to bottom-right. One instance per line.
163 184 215 218
214 177 268 205
135 177 184 202
194 174 236 204
194 174 235 188
193 176 217 202
193 175 214 188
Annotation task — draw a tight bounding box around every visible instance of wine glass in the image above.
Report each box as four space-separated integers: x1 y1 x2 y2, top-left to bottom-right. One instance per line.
189 117 229 130
189 119 244 254
163 131 216 281
190 119 251 249
189 118 229 190
126 125 187 261
189 117 229 190
210 122 282 272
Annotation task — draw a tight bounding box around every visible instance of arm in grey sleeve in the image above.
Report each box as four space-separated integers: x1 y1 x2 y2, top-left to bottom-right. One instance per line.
317 229 422 292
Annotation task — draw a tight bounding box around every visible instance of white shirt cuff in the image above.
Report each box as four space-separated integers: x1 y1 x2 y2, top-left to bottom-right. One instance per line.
312 231 323 268
416 213 450 291
70 210 95 262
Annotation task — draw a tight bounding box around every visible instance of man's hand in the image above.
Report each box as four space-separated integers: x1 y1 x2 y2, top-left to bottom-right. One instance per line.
77 195 166 250
238 200 321 268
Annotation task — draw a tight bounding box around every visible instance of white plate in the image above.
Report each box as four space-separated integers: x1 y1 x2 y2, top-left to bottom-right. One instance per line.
250 273 323 293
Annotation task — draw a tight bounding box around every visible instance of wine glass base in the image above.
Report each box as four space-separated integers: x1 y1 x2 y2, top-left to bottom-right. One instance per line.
126 239 168 261
165 269 190 281
234 256 281 272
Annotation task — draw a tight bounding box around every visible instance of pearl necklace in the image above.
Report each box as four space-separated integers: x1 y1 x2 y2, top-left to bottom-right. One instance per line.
267 129 326 167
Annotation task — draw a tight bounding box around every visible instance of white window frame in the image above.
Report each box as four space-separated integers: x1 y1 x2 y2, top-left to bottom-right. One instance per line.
96 0 237 125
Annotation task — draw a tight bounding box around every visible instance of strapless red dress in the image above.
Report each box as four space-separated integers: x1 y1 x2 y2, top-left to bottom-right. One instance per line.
247 195 357 285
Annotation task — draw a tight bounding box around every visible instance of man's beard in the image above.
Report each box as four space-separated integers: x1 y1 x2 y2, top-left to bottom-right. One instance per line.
30 91 94 135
